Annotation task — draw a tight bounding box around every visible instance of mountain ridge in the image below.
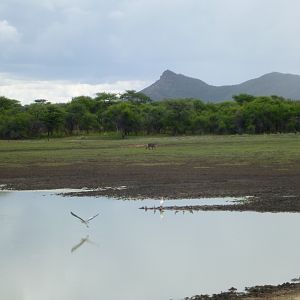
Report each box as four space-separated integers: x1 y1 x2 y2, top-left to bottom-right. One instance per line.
141 70 300 102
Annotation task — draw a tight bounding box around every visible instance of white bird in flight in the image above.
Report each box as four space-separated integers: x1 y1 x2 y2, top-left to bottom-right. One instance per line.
70 211 99 227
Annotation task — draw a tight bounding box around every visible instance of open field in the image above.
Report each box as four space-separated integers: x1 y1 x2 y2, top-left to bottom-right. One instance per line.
0 134 299 167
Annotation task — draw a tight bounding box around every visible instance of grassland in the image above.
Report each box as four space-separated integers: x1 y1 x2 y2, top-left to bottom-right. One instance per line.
0 133 299 167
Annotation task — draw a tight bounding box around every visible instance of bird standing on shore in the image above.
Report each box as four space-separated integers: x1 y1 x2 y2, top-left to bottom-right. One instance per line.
70 211 99 227
159 197 165 219
160 197 164 208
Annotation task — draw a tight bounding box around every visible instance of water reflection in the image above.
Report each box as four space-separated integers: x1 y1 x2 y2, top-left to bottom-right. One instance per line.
71 235 99 253
152 208 195 219
140 196 241 218
0 191 300 300
151 207 196 218
159 210 164 219
71 235 89 253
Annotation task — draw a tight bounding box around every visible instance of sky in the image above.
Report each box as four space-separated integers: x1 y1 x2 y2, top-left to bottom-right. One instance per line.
0 0 300 103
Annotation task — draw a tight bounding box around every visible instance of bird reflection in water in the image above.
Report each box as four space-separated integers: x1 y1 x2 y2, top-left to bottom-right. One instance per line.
152 207 165 219
159 209 164 219
71 235 99 253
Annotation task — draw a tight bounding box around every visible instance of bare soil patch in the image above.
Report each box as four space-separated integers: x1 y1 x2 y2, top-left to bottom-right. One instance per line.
1 160 300 211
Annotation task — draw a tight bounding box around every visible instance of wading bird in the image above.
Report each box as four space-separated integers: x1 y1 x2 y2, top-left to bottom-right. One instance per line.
70 211 99 227
160 197 164 208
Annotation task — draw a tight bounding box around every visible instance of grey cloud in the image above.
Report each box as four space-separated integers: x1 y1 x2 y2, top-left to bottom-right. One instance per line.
0 0 300 85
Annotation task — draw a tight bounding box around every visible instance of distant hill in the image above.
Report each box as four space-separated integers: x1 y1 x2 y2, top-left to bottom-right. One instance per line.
141 70 300 102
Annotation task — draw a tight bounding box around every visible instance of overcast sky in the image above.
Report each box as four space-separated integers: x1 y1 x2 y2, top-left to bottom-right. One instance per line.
1 0 300 103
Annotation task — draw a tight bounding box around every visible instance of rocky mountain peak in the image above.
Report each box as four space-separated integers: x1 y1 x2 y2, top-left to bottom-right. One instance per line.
160 69 178 80
141 70 300 102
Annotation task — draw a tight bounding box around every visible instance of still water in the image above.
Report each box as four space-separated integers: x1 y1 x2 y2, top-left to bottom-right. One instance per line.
0 191 299 300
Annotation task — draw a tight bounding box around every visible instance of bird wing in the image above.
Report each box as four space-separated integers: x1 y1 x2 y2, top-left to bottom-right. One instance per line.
87 213 99 222
71 211 86 222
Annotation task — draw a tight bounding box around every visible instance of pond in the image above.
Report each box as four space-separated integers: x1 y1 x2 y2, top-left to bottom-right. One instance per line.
0 191 299 300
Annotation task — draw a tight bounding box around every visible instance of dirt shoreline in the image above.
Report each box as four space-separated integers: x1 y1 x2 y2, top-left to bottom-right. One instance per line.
185 282 300 299
1 160 300 211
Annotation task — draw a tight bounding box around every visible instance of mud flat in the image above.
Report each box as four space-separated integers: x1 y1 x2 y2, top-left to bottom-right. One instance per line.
185 282 300 299
1 161 300 212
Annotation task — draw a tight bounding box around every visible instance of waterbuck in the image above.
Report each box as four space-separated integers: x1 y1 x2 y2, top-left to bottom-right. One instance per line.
146 143 157 150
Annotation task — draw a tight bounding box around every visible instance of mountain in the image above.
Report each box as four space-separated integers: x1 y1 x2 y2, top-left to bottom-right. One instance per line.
141 70 300 102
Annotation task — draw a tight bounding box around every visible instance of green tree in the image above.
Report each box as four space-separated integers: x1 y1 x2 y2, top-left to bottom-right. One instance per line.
42 105 65 139
233 94 255 105
163 99 196 135
103 102 141 138
0 96 21 112
120 90 152 104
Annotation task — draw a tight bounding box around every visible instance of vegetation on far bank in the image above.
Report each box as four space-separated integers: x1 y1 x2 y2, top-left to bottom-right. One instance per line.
0 134 299 168
0 92 300 140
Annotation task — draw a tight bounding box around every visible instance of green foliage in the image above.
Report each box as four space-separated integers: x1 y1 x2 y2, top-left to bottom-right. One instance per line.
0 96 21 112
120 90 151 104
0 93 300 139
103 102 142 138
163 99 196 135
233 94 255 105
42 104 65 137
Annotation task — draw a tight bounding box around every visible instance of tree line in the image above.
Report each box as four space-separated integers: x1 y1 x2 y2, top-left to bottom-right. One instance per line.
0 91 300 139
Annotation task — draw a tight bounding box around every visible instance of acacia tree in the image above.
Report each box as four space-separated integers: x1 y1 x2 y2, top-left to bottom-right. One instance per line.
163 99 196 135
0 96 21 112
120 90 152 104
103 102 141 138
26 102 48 137
233 94 255 105
42 105 65 139
140 103 167 134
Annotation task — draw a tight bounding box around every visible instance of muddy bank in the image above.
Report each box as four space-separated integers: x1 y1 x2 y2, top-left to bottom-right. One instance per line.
185 282 300 299
139 195 300 213
0 161 300 212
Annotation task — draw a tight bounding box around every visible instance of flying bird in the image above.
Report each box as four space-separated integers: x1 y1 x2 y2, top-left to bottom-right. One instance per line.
70 211 99 227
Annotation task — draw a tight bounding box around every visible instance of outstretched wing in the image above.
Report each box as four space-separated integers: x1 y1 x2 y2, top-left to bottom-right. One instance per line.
87 213 99 222
71 211 86 222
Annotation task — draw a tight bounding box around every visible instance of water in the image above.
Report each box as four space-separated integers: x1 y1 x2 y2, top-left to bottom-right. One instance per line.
0 191 299 300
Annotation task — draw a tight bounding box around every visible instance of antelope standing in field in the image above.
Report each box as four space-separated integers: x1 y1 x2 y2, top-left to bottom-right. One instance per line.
146 143 157 150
